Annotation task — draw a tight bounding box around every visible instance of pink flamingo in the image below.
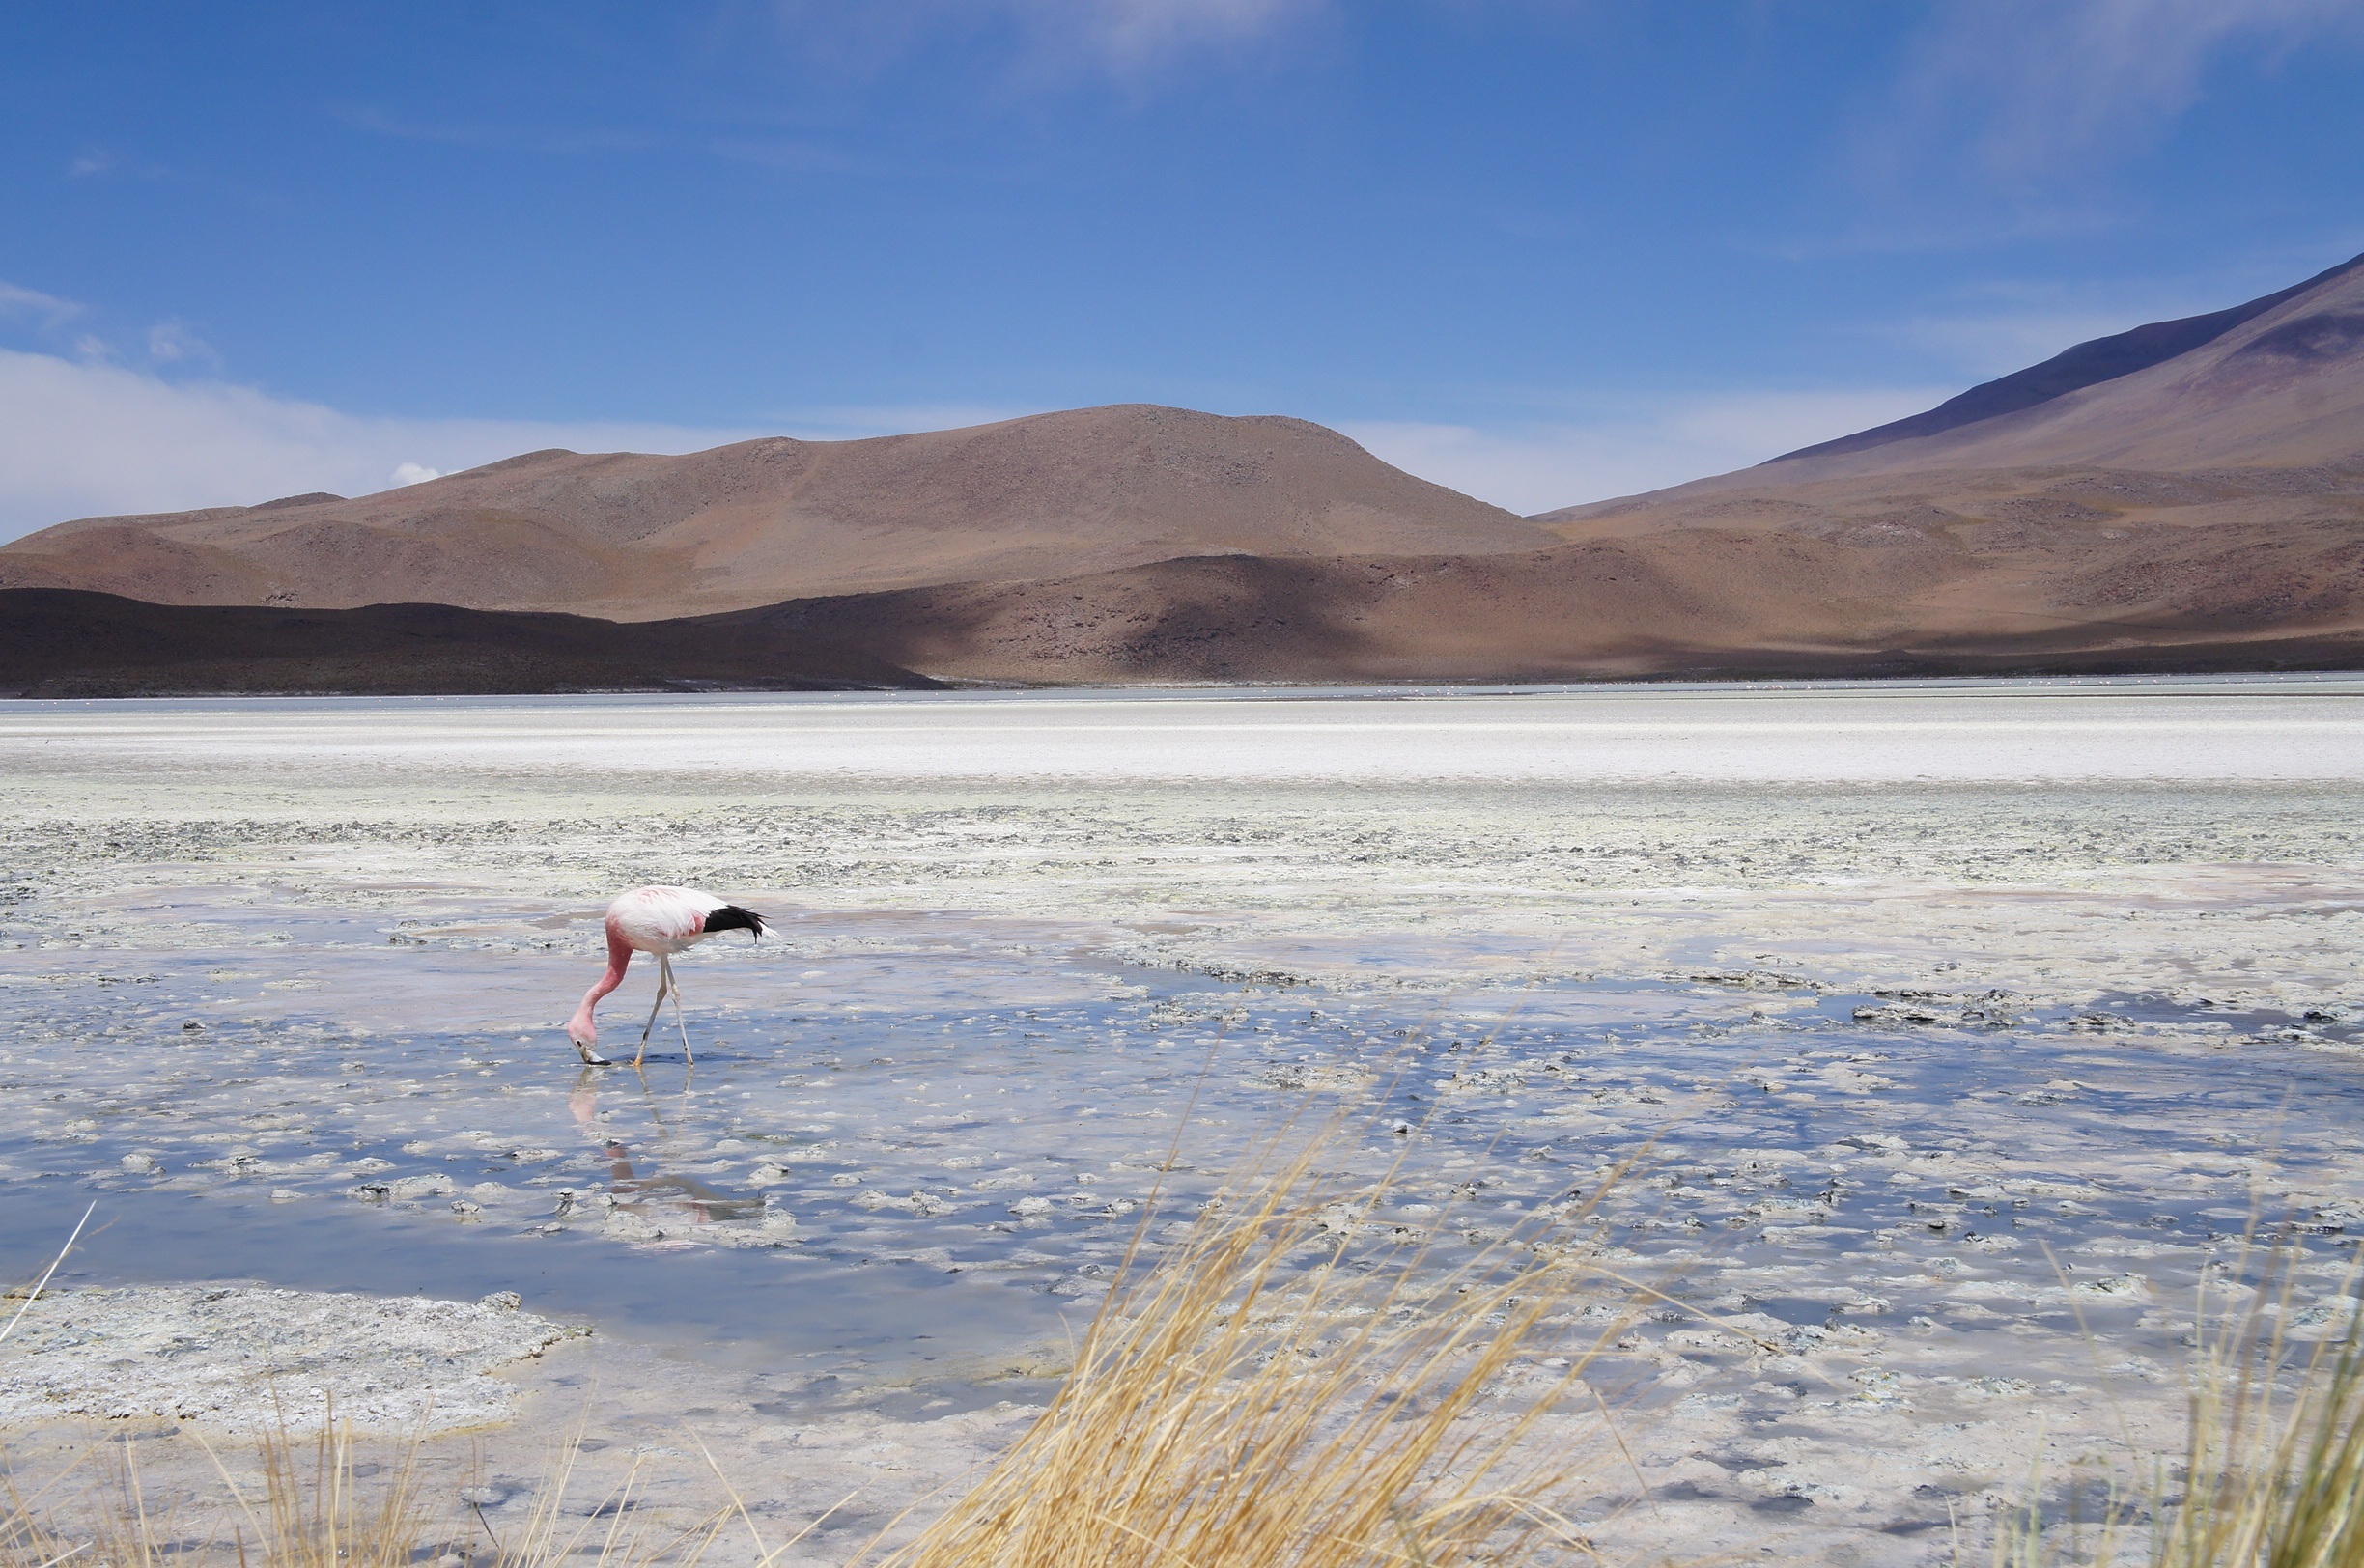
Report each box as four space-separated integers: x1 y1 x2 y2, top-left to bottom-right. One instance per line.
567 886 766 1067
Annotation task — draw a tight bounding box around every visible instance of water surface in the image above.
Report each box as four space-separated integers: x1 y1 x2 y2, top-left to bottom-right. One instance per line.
7 680 2364 1558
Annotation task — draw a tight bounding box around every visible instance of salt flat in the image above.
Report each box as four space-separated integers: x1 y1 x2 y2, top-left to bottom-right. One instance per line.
3 679 2363 1564
11 675 2364 781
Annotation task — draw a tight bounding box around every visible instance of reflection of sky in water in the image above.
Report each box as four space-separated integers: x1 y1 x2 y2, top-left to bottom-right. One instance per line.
6 882 2364 1406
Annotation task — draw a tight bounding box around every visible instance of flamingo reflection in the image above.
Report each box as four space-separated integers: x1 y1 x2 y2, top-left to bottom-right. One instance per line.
568 1069 766 1226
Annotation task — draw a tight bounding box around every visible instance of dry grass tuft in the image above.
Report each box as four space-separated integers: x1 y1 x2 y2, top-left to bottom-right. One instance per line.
0 1417 742 1568
858 1129 1636 1568
1980 1244 2364 1568
194 1421 435 1568
2144 1248 2364 1568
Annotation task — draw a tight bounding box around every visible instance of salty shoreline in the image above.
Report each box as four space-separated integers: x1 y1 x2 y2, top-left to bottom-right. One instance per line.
5 681 2364 1564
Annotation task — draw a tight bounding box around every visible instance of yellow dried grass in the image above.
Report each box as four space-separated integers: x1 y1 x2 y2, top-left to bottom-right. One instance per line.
1980 1242 2364 1568
2145 1246 2364 1568
858 1128 1634 1568
0 1415 741 1568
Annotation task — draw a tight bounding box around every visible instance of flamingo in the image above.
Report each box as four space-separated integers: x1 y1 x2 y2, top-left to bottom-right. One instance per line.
567 886 766 1068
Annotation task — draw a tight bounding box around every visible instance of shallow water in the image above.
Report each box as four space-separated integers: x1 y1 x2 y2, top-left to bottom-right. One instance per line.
7 889 2360 1359
8 680 2364 1560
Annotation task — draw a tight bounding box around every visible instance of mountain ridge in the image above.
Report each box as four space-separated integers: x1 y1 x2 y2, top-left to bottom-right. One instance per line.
1765 249 2364 466
8 250 2364 687
0 405 1552 622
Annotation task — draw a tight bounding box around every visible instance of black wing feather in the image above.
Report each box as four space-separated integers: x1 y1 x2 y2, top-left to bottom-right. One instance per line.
702 904 767 938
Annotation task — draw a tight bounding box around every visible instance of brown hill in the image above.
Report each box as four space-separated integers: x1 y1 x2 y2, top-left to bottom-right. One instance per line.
748 532 2363 685
807 250 2364 683
8 254 2363 690
14 485 2362 692
1428 246 2364 677
0 405 1553 622
0 588 934 697
20 527 2358 696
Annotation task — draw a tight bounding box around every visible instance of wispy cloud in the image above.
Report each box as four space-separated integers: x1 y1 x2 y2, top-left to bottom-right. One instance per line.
145 322 215 367
1888 0 2364 190
1878 272 2231 378
0 281 193 374
1342 389 1955 516
0 349 763 541
753 0 1322 82
702 136 877 175
0 281 82 331
1893 308 2160 378
63 146 168 181
1002 0 1319 68
335 105 661 155
1872 241 2364 377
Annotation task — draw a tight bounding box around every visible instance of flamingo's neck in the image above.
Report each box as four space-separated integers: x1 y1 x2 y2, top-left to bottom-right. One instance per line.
567 930 633 1043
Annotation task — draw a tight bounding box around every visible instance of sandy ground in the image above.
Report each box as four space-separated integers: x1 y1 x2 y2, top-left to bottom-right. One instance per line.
5 681 2364 1565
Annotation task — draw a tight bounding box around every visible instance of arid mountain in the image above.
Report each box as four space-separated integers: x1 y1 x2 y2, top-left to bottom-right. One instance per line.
21 521 2359 695
778 248 2364 683
754 527 2364 686
8 254 2363 690
1444 246 2364 680
0 405 1554 622
1545 247 2364 524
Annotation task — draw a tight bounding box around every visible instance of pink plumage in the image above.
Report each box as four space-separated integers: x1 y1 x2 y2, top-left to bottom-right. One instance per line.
567 885 766 1067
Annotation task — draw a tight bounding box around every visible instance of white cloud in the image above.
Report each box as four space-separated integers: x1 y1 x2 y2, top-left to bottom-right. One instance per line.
0 349 764 542
390 462 443 487
1895 0 2364 185
1342 389 1955 516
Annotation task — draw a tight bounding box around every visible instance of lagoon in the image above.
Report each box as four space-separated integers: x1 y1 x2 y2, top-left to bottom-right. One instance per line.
5 679 2363 1562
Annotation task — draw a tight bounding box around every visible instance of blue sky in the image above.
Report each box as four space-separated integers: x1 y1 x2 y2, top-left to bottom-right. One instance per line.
2 0 2361 537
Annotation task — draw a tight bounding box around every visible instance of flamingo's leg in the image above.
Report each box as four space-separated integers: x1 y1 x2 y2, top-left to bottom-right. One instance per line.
637 980 666 1041
634 965 668 1068
666 957 694 1065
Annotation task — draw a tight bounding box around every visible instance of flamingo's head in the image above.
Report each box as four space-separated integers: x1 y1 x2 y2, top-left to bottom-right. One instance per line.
568 1023 612 1067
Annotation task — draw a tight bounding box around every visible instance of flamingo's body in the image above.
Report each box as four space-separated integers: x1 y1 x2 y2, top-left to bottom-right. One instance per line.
568 885 765 1067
